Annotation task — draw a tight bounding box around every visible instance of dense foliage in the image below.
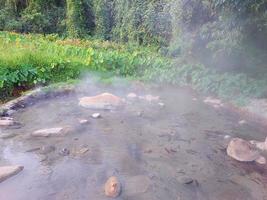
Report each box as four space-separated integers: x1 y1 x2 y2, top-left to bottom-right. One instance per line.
0 0 266 71
0 1 266 103
1 32 267 105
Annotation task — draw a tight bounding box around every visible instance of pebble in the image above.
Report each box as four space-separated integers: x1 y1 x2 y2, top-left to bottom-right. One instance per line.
92 113 101 119
144 149 152 154
104 176 121 198
79 119 89 124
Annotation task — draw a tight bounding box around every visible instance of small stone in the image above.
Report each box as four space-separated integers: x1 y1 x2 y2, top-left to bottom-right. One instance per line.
59 148 70 156
0 165 24 183
238 120 247 125
179 177 194 184
127 93 137 99
158 102 165 107
144 149 152 154
137 111 144 117
104 176 121 198
77 147 89 154
79 119 89 124
92 113 101 119
224 135 231 140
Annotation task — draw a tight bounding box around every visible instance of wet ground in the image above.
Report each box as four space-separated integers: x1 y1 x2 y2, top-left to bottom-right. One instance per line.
1 82 267 200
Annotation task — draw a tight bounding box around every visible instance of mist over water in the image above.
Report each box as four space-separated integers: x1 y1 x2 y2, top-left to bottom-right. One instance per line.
0 74 267 199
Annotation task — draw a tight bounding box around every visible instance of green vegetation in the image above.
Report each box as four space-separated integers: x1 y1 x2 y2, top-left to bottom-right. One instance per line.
0 0 266 105
0 32 168 98
1 32 267 105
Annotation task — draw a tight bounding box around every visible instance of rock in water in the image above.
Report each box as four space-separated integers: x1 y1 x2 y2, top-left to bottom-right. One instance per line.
104 176 121 198
0 165 24 183
0 117 15 126
139 94 160 102
32 127 69 137
92 113 101 119
79 119 89 125
127 93 137 99
79 93 124 110
227 138 266 164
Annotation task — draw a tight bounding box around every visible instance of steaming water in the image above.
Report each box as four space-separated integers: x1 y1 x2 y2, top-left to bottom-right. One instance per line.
1 84 267 200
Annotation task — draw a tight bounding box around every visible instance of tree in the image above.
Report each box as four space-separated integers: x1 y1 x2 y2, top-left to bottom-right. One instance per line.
66 0 94 38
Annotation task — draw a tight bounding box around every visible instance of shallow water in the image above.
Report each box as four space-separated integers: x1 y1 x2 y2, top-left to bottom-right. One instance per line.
1 84 267 200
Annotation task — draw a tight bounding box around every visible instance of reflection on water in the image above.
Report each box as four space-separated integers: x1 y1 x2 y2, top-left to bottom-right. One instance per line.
0 85 267 200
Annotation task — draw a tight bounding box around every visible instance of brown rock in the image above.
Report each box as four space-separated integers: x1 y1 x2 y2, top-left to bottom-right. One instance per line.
0 165 24 183
79 93 124 110
227 138 264 163
104 176 121 198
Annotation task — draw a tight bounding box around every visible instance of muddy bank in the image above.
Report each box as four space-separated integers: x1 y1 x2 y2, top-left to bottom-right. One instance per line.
1 82 267 200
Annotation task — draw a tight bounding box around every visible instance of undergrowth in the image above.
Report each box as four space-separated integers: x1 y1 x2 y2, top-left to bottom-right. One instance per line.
0 32 266 105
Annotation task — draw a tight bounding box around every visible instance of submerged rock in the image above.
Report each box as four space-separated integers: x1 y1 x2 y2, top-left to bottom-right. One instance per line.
124 175 151 196
0 133 18 139
227 138 266 164
0 165 24 183
79 93 124 110
32 127 70 137
127 93 137 99
104 176 121 198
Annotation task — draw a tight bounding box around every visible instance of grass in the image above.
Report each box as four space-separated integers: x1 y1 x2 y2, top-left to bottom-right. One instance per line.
0 31 267 106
